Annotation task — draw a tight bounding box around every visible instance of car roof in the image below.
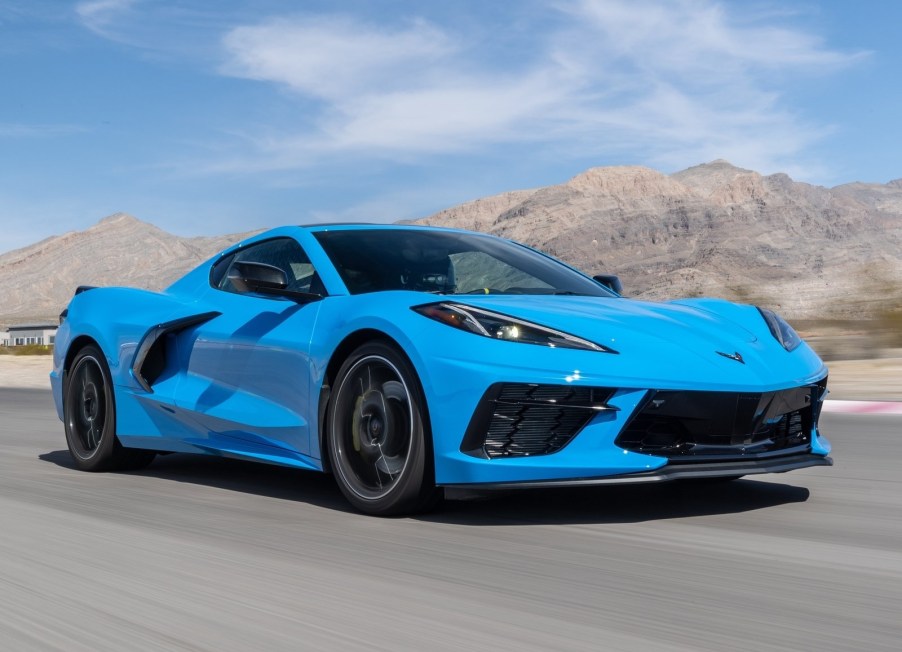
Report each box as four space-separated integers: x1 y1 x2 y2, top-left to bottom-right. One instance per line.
298 222 477 235
219 222 496 259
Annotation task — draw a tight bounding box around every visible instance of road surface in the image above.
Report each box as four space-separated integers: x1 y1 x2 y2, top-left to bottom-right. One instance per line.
1 388 899 651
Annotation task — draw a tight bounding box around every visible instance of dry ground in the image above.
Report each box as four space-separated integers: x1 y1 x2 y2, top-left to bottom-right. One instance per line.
0 355 53 390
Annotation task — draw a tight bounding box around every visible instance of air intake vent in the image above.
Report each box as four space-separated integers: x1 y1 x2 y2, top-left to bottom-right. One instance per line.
617 384 819 460
462 383 617 458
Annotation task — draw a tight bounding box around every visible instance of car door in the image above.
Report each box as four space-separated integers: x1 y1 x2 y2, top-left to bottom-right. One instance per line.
174 237 324 457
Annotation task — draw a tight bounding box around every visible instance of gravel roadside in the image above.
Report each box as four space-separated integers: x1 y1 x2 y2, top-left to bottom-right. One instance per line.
0 356 54 390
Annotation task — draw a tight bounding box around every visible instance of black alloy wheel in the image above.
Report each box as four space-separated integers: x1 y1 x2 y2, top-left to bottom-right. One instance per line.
63 344 155 472
327 341 441 515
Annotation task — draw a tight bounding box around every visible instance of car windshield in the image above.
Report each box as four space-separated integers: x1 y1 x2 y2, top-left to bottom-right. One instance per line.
313 229 615 297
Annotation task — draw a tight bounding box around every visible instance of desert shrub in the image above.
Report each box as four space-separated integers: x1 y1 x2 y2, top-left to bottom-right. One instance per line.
875 307 902 348
4 344 54 356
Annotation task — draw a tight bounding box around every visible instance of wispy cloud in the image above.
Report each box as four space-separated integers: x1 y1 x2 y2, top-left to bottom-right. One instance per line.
563 0 859 72
75 0 138 37
222 15 456 101
545 0 866 175
218 14 578 162
214 0 864 179
0 123 87 138
69 0 865 182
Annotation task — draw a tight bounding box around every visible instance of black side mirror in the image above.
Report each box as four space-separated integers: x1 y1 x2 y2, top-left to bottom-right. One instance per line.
227 261 324 303
229 261 288 294
593 274 623 295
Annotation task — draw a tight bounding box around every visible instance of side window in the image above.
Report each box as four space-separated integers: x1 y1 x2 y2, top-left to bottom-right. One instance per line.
211 238 322 296
210 253 235 288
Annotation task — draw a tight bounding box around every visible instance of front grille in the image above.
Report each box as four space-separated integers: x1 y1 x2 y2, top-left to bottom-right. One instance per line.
462 383 617 458
617 381 826 460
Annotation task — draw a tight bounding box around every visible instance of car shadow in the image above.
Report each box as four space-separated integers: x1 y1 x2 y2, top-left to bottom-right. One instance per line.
38 449 354 513
40 449 809 524
426 480 811 526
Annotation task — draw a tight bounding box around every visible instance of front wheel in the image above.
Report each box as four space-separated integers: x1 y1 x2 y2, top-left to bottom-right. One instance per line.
327 342 441 515
63 344 156 472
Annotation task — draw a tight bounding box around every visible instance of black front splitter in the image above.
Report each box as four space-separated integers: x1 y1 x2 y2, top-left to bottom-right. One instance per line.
440 453 833 490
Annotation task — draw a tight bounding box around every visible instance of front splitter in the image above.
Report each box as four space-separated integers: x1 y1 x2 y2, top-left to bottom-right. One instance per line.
440 453 832 490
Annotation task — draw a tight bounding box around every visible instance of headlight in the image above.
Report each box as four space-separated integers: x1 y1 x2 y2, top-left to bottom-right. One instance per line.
757 307 801 352
412 302 617 353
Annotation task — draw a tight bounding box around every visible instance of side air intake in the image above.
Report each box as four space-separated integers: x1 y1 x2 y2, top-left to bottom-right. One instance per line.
131 312 220 392
461 383 618 458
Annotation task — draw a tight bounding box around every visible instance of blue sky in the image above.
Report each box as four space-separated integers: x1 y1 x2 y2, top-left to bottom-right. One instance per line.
0 0 899 253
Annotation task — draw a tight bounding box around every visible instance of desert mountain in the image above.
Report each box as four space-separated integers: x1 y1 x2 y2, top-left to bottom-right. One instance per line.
416 160 902 319
0 213 253 325
2 162 900 326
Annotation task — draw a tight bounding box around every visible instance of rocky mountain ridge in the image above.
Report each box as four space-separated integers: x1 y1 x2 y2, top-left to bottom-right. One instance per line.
0 213 253 325
1 161 900 325
417 160 902 319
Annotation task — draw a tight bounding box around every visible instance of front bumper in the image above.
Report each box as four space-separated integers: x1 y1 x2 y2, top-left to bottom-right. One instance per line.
423 355 831 486
412 319 831 485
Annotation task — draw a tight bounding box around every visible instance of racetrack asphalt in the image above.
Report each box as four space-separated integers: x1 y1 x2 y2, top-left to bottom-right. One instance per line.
1 388 900 651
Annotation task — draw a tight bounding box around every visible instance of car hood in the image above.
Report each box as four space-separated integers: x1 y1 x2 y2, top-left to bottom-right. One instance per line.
448 294 762 359
342 291 826 390
424 295 831 388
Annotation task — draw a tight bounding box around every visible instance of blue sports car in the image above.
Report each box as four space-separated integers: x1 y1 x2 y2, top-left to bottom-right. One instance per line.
52 224 832 515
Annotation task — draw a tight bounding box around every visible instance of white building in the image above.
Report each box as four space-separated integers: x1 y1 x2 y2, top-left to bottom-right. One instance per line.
1 323 58 347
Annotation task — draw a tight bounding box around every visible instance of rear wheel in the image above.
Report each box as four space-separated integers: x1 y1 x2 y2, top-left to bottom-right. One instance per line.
327 341 441 515
64 345 156 471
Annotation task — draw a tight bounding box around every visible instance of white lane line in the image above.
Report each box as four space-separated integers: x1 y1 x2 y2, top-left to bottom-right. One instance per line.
822 400 902 415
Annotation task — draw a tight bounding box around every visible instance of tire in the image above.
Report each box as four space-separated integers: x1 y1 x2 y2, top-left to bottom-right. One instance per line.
326 341 442 516
63 344 156 472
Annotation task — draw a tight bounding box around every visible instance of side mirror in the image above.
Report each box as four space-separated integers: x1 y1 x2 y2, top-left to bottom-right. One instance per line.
593 274 623 295
228 261 288 294
227 260 324 304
